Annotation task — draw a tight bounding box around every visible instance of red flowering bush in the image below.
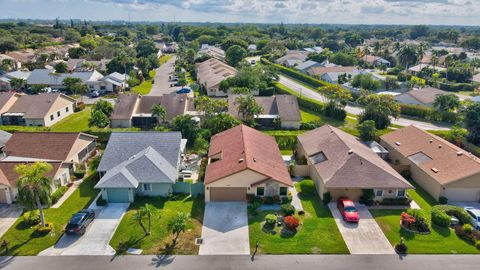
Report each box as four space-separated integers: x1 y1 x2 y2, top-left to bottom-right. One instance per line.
284 216 299 231
400 212 416 228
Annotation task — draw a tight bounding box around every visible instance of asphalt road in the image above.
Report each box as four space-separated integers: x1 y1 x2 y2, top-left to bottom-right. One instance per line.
278 75 451 131
1 255 480 270
149 55 182 96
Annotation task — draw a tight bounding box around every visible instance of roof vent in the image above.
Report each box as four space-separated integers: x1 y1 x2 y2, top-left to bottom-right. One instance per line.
238 158 244 163
438 145 442 149
429 140 433 143
253 158 257 162
431 167 439 173
348 149 354 155
457 151 463 156
395 142 401 146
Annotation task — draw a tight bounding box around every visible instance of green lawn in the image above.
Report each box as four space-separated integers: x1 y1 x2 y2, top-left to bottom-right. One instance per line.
370 180 480 254
280 150 294 155
248 179 349 254
1 175 99 255
109 195 205 255
132 70 156 95
50 106 92 132
159 55 172 65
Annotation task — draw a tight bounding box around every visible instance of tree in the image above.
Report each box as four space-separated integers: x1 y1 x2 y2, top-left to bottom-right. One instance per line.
464 103 480 145
398 45 418 68
234 94 263 126
107 53 135 74
203 113 241 135
172 115 199 143
433 94 460 112
225 45 247 67
167 212 190 245
136 40 158 58
68 47 87 58
358 94 400 129
132 208 149 236
330 52 357 66
319 84 352 120
88 110 109 128
193 137 209 155
9 78 25 91
16 162 53 227
151 104 167 124
357 120 377 142
54 62 68 73
444 126 468 146
93 99 113 117
195 96 227 118
351 74 381 91
220 37 248 51
141 203 154 235
65 28 81 43
63 77 87 96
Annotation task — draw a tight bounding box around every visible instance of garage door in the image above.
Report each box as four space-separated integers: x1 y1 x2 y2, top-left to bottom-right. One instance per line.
443 188 480 202
107 189 130 203
0 189 7 204
210 187 247 202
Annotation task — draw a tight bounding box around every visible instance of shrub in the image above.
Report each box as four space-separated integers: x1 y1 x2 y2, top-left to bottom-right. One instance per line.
431 205 472 227
34 222 53 235
23 210 40 226
75 102 86 112
281 204 295 216
265 214 277 226
248 201 261 215
73 170 86 178
476 241 480 250
400 104 458 123
464 224 474 234
284 215 300 231
395 237 408 254
51 186 69 204
281 196 292 204
439 196 448 205
400 212 416 228
96 196 107 206
406 208 430 232
380 197 412 206
324 103 347 121
261 58 330 88
264 196 274 205
322 192 332 205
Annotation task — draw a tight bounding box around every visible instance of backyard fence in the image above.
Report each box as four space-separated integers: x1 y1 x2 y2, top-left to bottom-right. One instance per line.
173 182 205 197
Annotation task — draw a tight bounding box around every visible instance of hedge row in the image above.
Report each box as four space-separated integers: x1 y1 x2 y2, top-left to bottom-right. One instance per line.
431 205 472 227
261 58 331 88
274 83 325 114
271 134 298 150
437 82 476 92
400 104 458 123
51 186 69 204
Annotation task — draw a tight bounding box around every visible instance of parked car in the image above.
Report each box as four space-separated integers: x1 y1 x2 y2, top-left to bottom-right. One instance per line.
337 198 359 223
176 88 191 94
464 207 480 230
89 90 100 97
180 170 193 178
65 209 95 235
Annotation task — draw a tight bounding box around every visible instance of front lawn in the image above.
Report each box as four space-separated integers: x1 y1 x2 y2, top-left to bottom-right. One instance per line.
132 70 156 95
1 175 99 255
109 195 205 255
248 179 348 254
50 106 92 132
370 180 480 254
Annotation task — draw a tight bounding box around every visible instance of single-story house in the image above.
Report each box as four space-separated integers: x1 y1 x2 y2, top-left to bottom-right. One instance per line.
307 66 361 83
0 161 71 204
296 125 413 201
394 87 449 107
99 72 129 92
110 93 195 129
408 64 446 75
204 125 292 202
96 132 186 203
66 58 111 72
0 71 31 91
294 60 323 73
380 125 480 202
199 45 225 60
228 95 301 129
363 55 391 67
275 50 309 67
0 93 75 126
248 44 257 52
421 54 447 66
196 58 238 97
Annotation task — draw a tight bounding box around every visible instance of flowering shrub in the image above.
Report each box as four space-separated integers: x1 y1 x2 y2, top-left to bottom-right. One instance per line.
400 212 416 228
284 216 299 231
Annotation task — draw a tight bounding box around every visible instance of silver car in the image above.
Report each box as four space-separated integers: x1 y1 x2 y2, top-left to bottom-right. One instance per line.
464 207 480 230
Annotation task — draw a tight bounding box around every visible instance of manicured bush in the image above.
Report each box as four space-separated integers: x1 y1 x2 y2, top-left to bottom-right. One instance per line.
400 212 416 228
23 210 40 226
431 205 472 227
284 215 300 231
264 196 274 205
281 204 295 216
464 224 474 234
75 102 86 112
380 197 412 206
476 240 480 250
34 222 53 235
400 104 458 123
439 196 448 205
322 192 332 205
96 196 107 206
51 186 69 204
73 170 86 179
261 58 331 88
265 214 277 226
406 208 430 232
281 195 292 204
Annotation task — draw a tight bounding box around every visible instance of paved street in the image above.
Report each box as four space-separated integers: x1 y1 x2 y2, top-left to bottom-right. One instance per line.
1 255 480 270
278 75 451 131
149 55 181 96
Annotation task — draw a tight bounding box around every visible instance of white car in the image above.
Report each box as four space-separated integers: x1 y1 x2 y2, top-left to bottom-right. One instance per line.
464 207 480 230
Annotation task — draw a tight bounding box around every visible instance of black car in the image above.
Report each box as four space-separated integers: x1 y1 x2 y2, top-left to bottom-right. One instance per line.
65 209 95 235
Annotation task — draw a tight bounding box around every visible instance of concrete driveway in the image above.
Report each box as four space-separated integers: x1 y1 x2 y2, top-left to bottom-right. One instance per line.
39 203 129 256
0 205 22 238
199 202 249 255
149 55 182 96
328 203 395 254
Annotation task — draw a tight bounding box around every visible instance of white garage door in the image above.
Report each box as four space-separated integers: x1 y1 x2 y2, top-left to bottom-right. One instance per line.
443 188 480 202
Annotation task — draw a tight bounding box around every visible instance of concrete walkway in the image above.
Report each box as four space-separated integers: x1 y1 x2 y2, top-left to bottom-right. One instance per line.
199 202 249 255
0 205 22 238
51 180 83 209
289 186 304 212
39 203 129 256
328 203 395 254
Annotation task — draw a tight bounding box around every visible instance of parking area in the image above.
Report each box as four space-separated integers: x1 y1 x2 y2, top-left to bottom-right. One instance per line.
39 203 129 256
149 55 182 96
0 205 22 238
328 202 395 254
198 202 250 255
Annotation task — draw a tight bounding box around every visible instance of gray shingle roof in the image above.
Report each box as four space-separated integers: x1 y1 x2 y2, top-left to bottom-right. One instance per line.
0 130 12 148
26 69 103 85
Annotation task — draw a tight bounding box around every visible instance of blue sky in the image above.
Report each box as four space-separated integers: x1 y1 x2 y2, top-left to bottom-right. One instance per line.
1 0 480 25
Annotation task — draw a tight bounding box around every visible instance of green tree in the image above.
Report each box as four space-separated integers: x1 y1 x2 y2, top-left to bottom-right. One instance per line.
193 137 209 155
65 28 81 43
141 203 154 235
93 99 113 117
16 162 53 227
234 94 263 126
88 110 109 128
444 126 468 146
358 94 400 129
357 120 377 142
195 96 228 118
172 115 199 143
151 104 167 124
464 103 480 145
319 84 352 120
220 37 248 51
167 212 190 245
433 94 460 112
9 78 25 91
398 45 418 68
132 208 149 236
203 113 241 135
225 45 247 67
136 40 157 58
30 84 48 94
55 62 68 73
351 74 381 91
62 77 87 96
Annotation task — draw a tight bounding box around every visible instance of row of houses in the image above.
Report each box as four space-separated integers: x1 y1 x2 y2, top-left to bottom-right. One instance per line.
196 58 238 97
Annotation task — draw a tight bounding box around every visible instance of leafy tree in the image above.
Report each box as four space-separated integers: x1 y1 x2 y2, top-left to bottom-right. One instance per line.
68 47 87 59
225 45 247 67
16 162 53 227
203 113 241 135
65 28 81 43
446 64 473 83
172 115 199 143
444 126 468 146
9 78 25 91
433 94 460 112
330 52 357 66
136 40 157 58
398 45 418 68
220 37 248 51
410 25 430 39
80 35 97 51
107 53 135 74
93 99 113 117
464 103 480 145
319 84 352 113
30 84 48 94
193 137 209 155
357 120 377 142
63 77 87 96
54 62 68 73
195 96 228 118
167 212 190 245
234 94 263 126
151 104 167 124
132 208 149 236
88 110 109 128
351 74 381 91
0 36 18 53
358 94 400 129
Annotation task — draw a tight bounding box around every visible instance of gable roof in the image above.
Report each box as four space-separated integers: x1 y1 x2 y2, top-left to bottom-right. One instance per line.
26 69 103 85
0 92 20 111
298 125 412 189
0 161 63 187
294 60 321 71
3 93 75 119
228 95 301 122
0 130 12 148
196 58 237 89
308 66 358 77
381 125 480 185
98 132 183 172
205 125 292 186
111 93 139 120
397 87 449 105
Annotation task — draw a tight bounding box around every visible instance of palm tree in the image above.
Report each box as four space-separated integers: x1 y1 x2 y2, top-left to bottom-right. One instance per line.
362 45 370 62
167 212 189 245
140 203 155 235
397 45 418 70
9 78 25 91
132 208 149 236
151 104 167 124
15 162 53 227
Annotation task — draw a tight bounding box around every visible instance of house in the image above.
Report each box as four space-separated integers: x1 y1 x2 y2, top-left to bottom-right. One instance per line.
294 60 323 73
380 125 480 202
420 54 447 66
0 70 31 91
196 58 237 97
0 54 22 70
408 64 446 75
2 132 97 167
0 93 75 126
26 69 104 91
0 130 12 158
199 45 225 60
95 132 186 203
204 125 292 202
228 95 301 129
110 93 195 129
66 58 111 72
307 66 361 83
99 72 129 92
296 125 413 201
248 44 257 52
275 50 309 67
0 161 71 204
394 87 449 107
363 55 391 67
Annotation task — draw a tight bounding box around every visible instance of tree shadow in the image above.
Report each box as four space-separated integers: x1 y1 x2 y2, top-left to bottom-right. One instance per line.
189 196 205 223
150 254 175 267
431 224 451 237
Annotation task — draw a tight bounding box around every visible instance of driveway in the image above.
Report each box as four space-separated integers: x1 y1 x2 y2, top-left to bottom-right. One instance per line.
39 203 129 256
149 55 182 96
198 202 249 255
328 203 395 254
0 205 22 238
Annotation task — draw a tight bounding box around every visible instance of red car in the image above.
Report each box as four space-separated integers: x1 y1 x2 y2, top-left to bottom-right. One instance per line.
337 198 359 223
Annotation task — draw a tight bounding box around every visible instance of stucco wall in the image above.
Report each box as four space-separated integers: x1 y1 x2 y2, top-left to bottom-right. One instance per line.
111 119 132 128
136 183 173 197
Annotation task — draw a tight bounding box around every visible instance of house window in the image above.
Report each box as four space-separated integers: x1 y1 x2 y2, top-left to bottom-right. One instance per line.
50 115 54 121
66 107 69 113
279 187 288 196
397 189 406 197
57 111 61 117
375 189 383 197
256 187 265 196
143 183 152 191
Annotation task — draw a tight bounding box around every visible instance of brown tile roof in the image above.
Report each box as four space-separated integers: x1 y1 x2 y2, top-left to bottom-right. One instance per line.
0 92 19 110
308 66 357 76
196 58 237 89
3 132 91 161
0 161 63 187
4 93 75 119
298 125 412 189
380 125 480 185
228 95 301 122
205 125 292 186
111 93 139 120
401 87 449 105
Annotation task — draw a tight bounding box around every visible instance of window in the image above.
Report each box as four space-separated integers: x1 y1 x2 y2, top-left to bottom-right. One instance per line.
375 189 383 197
279 187 288 196
256 187 265 196
143 183 152 191
57 111 60 117
309 151 327 164
397 189 406 197
50 115 54 121
66 107 69 113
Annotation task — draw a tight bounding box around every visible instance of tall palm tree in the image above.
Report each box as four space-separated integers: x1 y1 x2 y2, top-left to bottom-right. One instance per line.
140 203 155 235
151 104 167 124
397 45 418 70
132 208 149 236
362 46 370 62
15 162 53 227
